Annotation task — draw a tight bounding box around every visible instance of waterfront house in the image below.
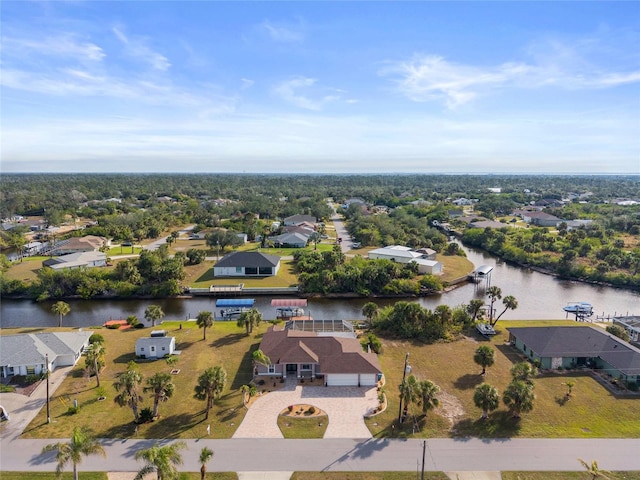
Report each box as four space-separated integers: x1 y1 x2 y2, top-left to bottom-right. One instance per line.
255 325 382 386
0 331 93 378
613 316 640 346
135 330 176 359
508 326 640 385
368 245 442 275
213 251 281 277
42 251 107 270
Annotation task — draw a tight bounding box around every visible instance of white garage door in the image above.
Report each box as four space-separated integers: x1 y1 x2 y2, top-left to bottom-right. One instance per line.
359 374 377 386
326 374 359 386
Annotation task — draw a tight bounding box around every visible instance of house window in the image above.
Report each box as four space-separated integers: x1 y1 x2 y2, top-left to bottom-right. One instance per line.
258 267 272 275
245 267 258 275
140 347 144 351
235 267 242 273
301 364 312 371
267 365 276 374
162 347 166 351
26 366 35 375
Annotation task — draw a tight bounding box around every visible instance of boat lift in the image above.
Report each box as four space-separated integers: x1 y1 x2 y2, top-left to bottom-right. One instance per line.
469 264 494 288
563 302 594 322
271 298 308 319
216 298 255 320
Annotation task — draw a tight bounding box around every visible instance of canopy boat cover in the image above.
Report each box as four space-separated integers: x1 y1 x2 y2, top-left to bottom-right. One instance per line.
270 299 308 307
216 299 255 308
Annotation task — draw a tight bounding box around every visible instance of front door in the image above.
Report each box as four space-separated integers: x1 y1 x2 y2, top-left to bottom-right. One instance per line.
286 364 297 375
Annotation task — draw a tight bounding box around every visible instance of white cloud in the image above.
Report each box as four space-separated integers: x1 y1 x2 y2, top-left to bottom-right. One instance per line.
273 77 344 111
112 26 171 71
2 34 105 62
261 19 303 43
241 78 255 90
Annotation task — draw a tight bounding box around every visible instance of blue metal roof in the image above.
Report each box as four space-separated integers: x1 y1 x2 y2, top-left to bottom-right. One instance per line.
216 299 255 307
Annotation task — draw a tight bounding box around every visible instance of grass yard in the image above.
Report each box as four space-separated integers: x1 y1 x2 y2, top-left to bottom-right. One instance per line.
18 321 272 440
438 254 474 283
190 259 299 289
5 256 49 282
291 473 449 480
107 245 142 256
366 320 640 439
277 412 329 438
502 473 640 480
0 474 238 480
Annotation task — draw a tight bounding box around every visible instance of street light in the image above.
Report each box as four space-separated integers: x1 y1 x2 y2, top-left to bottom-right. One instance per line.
397 352 411 425
45 353 50 424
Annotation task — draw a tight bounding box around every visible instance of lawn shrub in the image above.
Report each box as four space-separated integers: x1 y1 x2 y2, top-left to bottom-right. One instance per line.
89 333 105 344
138 407 154 423
67 405 80 415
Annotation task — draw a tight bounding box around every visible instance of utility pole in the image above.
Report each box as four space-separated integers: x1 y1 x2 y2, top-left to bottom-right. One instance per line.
45 353 50 424
397 352 411 424
421 440 426 480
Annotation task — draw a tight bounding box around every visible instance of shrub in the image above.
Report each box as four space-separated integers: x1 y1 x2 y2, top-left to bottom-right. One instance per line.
308 406 316 414
288 405 293 412
134 323 145 329
24 374 41 385
139 407 154 423
106 323 120 329
67 405 80 415
89 333 105 344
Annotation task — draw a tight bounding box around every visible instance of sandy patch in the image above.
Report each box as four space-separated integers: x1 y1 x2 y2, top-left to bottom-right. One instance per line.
438 390 466 426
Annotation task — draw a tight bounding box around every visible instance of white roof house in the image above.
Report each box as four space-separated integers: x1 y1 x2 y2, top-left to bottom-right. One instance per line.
0 331 93 378
135 331 176 359
368 245 443 275
42 251 107 270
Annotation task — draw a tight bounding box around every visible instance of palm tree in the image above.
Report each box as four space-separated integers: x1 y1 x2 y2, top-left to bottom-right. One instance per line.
199 446 214 480
473 345 495 375
144 372 175 418
486 286 502 323
418 379 440 415
194 366 227 420
113 362 144 422
237 308 262 335
51 301 70 328
126 315 140 327
196 310 214 341
578 458 611 480
145 304 165 327
399 374 420 422
134 441 187 480
252 349 271 376
565 380 576 399
466 299 485 323
473 383 500 419
362 302 379 324
492 295 518 325
41 426 106 480
85 341 105 388
503 380 535 419
510 361 538 385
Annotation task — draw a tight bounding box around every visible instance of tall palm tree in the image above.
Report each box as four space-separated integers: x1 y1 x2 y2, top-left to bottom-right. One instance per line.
113 362 144 422
237 308 262 335
466 299 485 323
399 374 420 422
362 302 379 324
144 304 165 327
194 366 227 420
418 380 440 415
485 286 502 323
473 383 500 419
199 446 214 480
144 372 175 418
473 345 495 375
252 349 271 376
41 426 106 480
503 380 535 419
134 441 187 480
492 295 518 325
510 361 538 385
85 341 105 388
51 301 70 328
196 310 214 341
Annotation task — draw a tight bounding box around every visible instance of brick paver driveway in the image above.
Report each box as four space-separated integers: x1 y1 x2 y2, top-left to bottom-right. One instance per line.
232 379 379 439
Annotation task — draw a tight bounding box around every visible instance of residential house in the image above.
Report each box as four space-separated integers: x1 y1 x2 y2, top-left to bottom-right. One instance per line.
283 214 316 226
268 232 309 248
53 235 108 255
42 251 107 270
135 330 176 359
469 220 508 230
214 251 281 277
518 211 563 227
368 245 443 275
255 325 382 386
0 331 93 378
508 326 640 385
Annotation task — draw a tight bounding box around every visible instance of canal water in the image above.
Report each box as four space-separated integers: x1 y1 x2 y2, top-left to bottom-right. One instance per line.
1 244 637 328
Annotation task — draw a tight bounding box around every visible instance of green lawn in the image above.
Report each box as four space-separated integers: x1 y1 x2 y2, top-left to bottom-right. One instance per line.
291 473 448 480
366 320 640 439
107 245 142 256
4 256 48 282
190 259 299 289
277 411 329 438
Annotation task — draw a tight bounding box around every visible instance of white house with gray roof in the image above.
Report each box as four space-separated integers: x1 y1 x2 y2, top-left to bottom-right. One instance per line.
135 330 176 359
368 245 443 275
0 331 93 378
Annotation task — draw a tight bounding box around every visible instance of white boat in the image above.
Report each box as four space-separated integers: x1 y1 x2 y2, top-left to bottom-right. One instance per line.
219 308 249 319
476 323 497 336
276 307 305 318
563 302 593 315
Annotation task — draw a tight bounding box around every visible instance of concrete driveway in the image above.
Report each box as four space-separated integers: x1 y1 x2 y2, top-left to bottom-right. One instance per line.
233 378 379 439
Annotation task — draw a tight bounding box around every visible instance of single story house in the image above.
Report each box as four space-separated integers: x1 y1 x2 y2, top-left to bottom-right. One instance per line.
256 326 382 386
0 331 93 378
613 316 640 346
508 326 640 384
469 220 509 230
214 251 281 277
518 211 562 227
283 214 316 226
42 251 107 270
268 232 309 248
368 245 443 275
135 330 176 359
53 235 108 255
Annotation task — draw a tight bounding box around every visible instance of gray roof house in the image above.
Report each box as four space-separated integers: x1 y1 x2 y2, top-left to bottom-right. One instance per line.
42 251 107 270
214 251 281 277
508 326 640 384
0 331 93 378
268 232 309 248
256 326 382 386
368 245 443 275
283 214 317 226
135 330 176 359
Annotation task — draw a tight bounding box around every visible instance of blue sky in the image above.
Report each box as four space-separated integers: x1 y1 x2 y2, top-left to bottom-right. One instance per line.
2 1 639 174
